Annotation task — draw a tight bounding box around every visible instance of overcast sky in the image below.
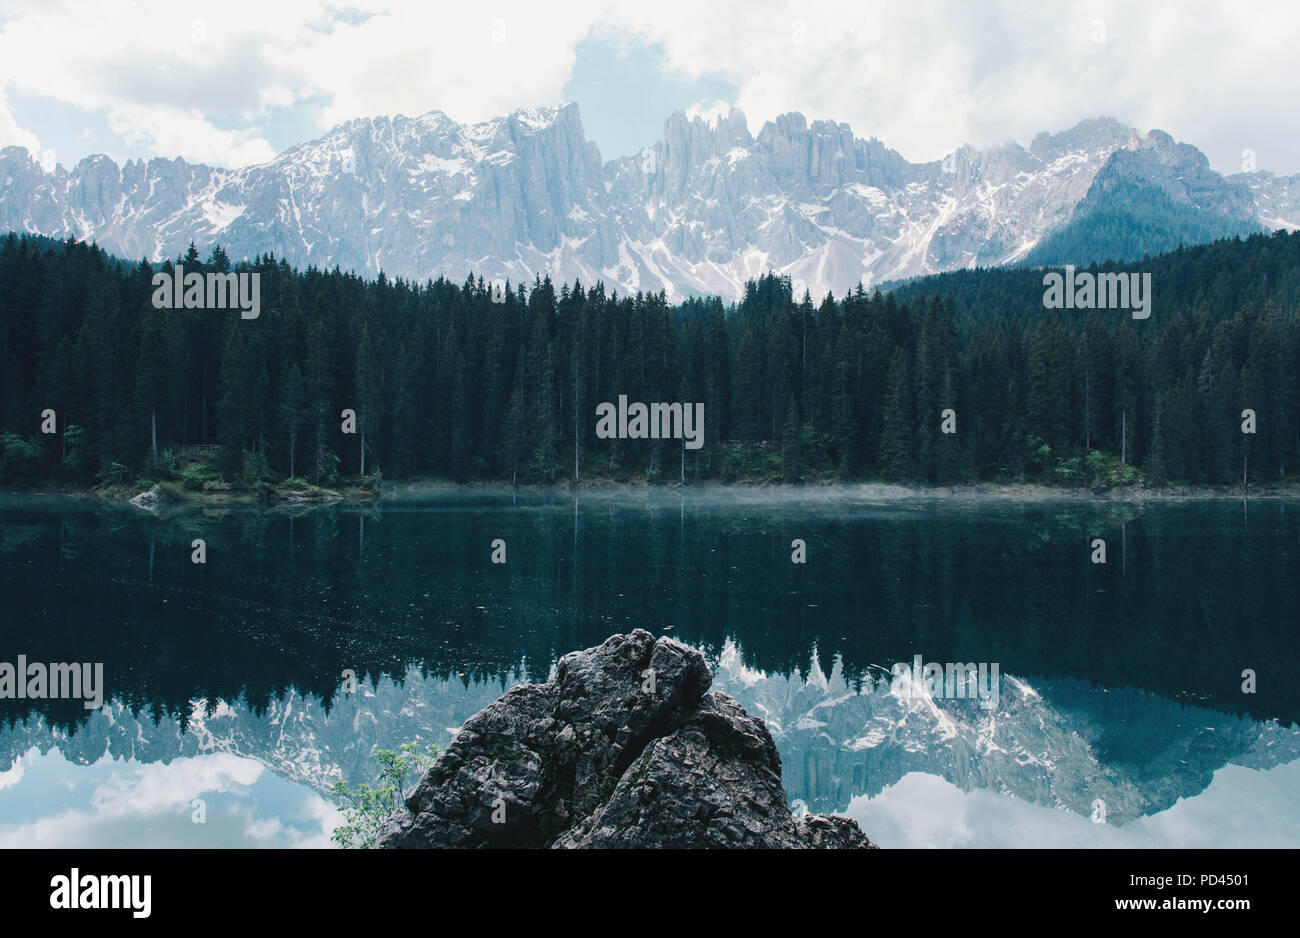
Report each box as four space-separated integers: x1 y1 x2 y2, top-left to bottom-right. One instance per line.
1 0 1296 175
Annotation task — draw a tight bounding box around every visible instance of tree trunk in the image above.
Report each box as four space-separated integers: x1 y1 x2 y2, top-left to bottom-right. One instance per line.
573 360 580 483
1084 368 1091 450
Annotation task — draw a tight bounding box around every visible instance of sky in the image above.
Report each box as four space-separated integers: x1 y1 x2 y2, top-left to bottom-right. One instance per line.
0 0 1297 175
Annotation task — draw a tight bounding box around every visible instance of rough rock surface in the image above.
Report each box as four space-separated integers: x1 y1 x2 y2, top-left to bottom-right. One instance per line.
378 630 875 849
128 483 176 510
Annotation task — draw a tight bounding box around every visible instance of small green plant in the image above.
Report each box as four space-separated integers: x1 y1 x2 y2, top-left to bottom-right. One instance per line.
330 741 442 848
157 447 180 477
1081 448 1142 487
236 449 273 489
1025 435 1052 474
61 424 88 480
317 451 341 486
1051 455 1084 485
94 460 133 487
154 480 192 502
348 468 383 493
178 460 221 491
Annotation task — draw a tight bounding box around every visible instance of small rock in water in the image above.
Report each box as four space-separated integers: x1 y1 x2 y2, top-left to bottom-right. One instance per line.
128 484 174 511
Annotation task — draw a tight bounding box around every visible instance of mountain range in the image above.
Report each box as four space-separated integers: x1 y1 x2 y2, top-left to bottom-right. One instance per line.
2 103 1297 299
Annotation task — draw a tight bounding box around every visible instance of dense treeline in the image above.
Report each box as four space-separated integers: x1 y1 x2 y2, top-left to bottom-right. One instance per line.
1 229 1299 488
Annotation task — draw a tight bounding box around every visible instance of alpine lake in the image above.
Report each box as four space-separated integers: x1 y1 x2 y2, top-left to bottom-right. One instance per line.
1 487 1297 848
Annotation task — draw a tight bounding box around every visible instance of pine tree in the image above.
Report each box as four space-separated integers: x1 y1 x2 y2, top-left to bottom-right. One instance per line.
880 348 914 479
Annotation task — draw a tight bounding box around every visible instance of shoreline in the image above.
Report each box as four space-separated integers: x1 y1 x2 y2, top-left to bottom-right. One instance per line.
4 477 1300 508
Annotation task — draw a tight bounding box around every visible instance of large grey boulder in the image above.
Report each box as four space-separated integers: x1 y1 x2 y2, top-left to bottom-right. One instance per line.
378 630 874 849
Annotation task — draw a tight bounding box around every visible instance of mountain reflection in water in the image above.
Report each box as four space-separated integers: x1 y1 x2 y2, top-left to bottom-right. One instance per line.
2 489 1297 847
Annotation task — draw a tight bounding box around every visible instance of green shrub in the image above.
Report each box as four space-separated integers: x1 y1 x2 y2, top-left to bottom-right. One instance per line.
317 451 341 486
157 448 180 477
176 457 223 491
0 433 46 483
331 742 443 848
154 480 192 502
95 461 133 487
236 450 272 489
1025 435 1052 474
1052 456 1084 485
1082 449 1142 487
61 425 89 480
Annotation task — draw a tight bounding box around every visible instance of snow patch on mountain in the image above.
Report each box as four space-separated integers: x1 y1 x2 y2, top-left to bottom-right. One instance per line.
0 105 1290 299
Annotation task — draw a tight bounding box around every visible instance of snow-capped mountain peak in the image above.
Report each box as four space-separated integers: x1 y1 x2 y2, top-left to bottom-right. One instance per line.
2 105 1295 297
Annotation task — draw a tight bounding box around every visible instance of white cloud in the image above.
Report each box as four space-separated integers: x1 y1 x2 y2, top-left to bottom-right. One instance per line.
844 759 1300 848
0 751 27 791
86 751 264 819
0 749 339 848
684 99 732 126
0 0 1296 172
104 103 277 168
621 0 1300 173
0 89 40 155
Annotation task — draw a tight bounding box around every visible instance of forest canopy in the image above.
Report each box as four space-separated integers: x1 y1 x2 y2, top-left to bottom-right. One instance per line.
1 229 1298 489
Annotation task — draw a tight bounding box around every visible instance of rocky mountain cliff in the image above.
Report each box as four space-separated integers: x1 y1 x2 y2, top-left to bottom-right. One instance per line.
3 105 1296 299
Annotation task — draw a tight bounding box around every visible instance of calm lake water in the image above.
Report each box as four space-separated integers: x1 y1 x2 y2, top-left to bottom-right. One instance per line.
1 488 1298 848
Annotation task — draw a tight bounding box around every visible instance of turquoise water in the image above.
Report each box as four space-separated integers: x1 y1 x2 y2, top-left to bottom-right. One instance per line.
1 489 1297 847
